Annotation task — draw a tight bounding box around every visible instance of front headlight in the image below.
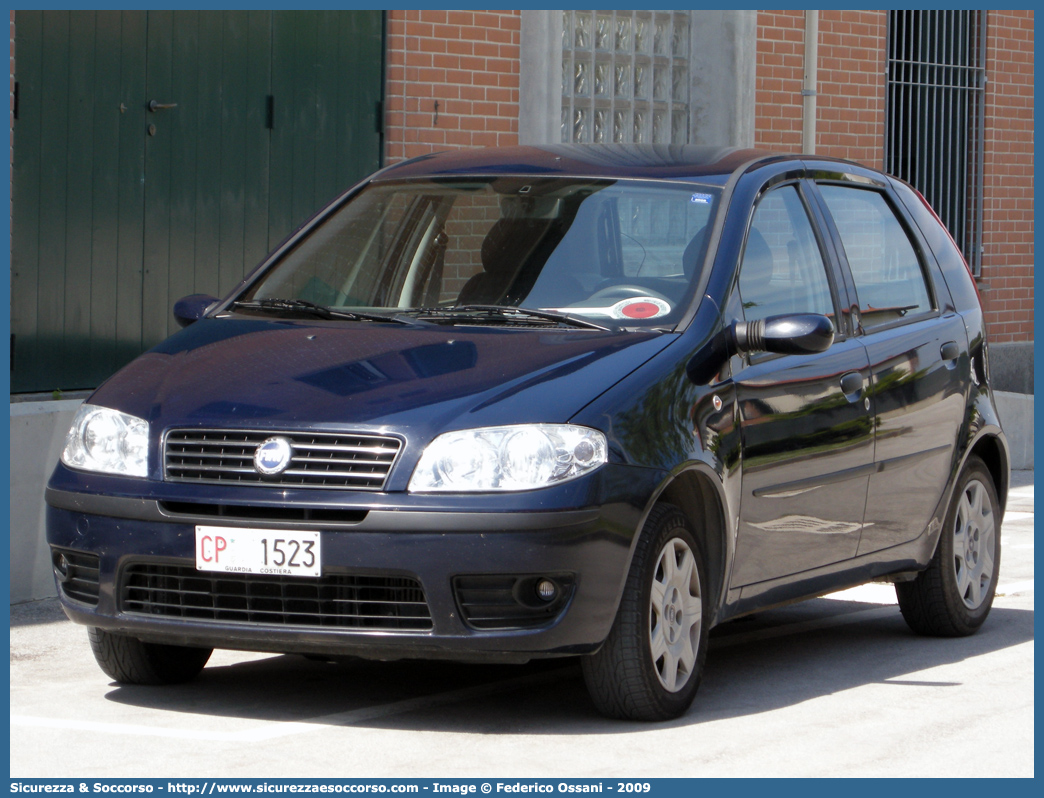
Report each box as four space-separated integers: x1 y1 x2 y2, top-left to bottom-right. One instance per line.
61 404 149 478
408 424 607 492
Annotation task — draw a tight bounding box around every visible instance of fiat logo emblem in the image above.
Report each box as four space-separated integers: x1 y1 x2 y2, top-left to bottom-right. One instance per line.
254 437 293 476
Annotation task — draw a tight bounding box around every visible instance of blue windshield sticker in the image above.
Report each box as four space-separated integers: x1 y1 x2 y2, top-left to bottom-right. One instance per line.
690 193 712 204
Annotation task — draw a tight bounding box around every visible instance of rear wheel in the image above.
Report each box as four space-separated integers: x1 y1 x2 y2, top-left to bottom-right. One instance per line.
582 503 709 721
88 628 212 685
896 456 1001 636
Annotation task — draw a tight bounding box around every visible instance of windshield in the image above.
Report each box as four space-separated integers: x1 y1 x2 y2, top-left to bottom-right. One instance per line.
238 176 722 328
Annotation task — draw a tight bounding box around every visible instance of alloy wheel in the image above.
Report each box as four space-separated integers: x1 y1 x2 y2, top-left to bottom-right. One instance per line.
649 538 703 692
953 477 996 610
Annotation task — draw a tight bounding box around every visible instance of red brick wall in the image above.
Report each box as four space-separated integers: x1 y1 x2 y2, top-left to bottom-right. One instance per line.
817 11 886 168
979 10 1034 343
754 11 803 154
755 9 1034 344
754 10 886 168
384 10 520 164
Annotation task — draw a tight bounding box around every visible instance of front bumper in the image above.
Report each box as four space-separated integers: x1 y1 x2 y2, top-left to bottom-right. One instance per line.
45 481 648 663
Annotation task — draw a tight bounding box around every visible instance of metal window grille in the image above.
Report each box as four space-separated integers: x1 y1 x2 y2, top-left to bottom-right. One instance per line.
561 10 690 145
885 10 987 275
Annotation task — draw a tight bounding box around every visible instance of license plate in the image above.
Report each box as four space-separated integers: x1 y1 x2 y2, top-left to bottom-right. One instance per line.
195 526 321 578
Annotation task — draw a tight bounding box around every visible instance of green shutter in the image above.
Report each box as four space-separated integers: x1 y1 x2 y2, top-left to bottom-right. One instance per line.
11 10 384 392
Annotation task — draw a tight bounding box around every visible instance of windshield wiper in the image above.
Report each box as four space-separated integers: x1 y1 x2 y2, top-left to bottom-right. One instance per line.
407 304 614 332
229 299 408 324
230 299 612 330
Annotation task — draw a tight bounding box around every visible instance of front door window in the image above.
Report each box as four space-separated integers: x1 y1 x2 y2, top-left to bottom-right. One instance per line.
739 184 836 322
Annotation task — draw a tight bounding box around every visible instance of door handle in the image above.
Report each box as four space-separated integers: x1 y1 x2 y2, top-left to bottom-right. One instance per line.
839 371 863 396
149 100 178 112
940 341 960 361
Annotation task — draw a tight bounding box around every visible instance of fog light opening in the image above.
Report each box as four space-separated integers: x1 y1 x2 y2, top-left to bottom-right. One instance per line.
53 552 70 579
536 578 558 602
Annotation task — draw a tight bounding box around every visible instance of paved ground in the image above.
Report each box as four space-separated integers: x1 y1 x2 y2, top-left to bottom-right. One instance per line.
11 472 1034 778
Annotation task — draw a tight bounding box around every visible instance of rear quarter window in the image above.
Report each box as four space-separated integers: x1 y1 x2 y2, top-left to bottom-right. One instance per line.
890 178 974 312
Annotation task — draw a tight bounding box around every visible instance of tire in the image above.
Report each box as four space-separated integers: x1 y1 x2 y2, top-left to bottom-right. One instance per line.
88 628 212 685
582 503 709 721
896 456 1001 637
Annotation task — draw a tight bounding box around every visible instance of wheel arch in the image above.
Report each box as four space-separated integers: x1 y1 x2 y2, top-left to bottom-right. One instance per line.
917 426 1008 570
966 431 1009 514
643 464 730 627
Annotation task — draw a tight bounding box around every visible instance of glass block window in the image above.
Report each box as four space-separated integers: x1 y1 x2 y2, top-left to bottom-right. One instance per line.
561 10 689 145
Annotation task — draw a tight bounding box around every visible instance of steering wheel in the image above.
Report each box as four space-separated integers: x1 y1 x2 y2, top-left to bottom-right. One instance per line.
587 284 671 303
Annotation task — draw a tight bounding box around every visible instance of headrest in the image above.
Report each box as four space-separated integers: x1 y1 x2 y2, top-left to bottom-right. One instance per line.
682 226 707 278
480 218 553 277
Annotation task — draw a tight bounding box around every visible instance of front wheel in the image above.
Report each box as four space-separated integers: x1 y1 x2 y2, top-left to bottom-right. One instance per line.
582 503 709 721
896 456 1001 636
88 628 213 685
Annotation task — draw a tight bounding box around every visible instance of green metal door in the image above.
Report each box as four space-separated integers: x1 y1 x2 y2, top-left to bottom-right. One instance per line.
11 10 383 393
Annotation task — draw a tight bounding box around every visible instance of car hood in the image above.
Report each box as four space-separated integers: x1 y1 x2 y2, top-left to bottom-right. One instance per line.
90 317 675 440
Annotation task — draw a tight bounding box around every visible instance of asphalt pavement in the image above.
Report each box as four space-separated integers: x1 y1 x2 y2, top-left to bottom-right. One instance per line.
10 471 1034 778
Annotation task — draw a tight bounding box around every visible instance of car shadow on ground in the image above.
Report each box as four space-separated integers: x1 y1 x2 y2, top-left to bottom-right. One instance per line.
100 598 1034 733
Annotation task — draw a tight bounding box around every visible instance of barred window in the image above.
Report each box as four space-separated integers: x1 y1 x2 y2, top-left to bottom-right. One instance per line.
885 10 987 275
561 10 690 144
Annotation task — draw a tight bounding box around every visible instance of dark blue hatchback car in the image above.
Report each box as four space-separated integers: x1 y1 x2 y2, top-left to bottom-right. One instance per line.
46 145 1008 720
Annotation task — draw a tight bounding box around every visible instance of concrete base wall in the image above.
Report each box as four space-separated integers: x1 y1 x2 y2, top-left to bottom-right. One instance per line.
994 390 1034 470
10 399 82 603
990 341 1034 395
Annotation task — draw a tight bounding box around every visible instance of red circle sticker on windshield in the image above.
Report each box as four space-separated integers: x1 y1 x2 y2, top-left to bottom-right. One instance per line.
611 297 671 320
621 302 660 318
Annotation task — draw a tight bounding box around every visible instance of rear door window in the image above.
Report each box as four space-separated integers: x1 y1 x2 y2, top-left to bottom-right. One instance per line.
818 185 934 329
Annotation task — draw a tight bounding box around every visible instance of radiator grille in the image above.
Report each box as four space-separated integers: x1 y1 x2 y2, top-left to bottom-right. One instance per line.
158 501 368 526
121 564 432 631
164 429 401 490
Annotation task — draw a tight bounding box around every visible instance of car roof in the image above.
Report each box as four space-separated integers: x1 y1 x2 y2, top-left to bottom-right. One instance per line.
374 144 807 184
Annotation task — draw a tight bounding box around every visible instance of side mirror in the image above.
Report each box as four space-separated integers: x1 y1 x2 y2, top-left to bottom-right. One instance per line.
173 294 219 328
687 313 834 385
734 313 835 356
